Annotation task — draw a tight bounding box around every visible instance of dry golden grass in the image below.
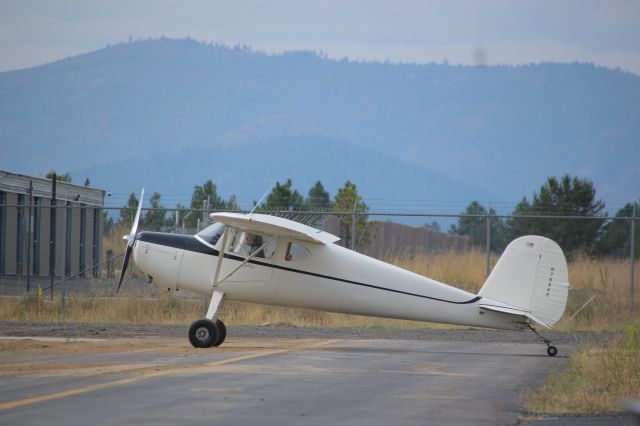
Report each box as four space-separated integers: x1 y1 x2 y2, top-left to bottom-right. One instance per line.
103 224 129 255
390 249 640 332
384 249 495 293
0 289 210 324
0 292 452 329
556 255 639 332
1 249 637 331
525 320 640 414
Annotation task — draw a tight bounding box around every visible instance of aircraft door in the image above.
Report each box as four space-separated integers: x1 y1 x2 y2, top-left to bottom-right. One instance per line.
218 228 276 283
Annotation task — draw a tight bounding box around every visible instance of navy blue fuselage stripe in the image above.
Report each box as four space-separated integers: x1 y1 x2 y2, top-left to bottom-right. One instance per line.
137 232 481 305
137 232 216 255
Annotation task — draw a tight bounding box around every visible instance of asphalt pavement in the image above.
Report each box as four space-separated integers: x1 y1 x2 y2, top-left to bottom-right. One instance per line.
0 336 588 426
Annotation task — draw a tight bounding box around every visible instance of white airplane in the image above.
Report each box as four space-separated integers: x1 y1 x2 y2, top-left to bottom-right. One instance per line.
118 190 570 356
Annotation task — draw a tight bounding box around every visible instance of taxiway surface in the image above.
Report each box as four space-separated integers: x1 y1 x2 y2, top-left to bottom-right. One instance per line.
0 336 568 425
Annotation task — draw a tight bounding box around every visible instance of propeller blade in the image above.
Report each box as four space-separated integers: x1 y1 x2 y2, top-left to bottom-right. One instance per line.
116 245 132 293
126 188 144 247
117 188 144 293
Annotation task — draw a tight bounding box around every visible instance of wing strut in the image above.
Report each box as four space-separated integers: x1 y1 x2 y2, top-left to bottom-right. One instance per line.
206 229 273 322
214 236 275 287
212 227 230 288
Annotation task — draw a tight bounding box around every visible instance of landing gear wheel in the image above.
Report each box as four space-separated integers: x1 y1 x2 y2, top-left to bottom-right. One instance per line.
213 319 226 347
528 324 559 357
188 319 219 348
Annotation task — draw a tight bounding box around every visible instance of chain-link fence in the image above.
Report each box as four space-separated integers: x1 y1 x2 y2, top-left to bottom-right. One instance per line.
0 204 638 328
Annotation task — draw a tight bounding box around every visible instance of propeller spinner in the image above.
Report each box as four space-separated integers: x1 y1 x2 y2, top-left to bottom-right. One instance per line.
117 188 144 293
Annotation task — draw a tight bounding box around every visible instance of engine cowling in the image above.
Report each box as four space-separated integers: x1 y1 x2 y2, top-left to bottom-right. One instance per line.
134 233 184 292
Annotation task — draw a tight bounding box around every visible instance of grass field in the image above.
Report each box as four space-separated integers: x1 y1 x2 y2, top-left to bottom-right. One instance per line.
525 319 640 414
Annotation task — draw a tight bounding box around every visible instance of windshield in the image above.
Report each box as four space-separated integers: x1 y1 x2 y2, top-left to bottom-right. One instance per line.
196 222 226 246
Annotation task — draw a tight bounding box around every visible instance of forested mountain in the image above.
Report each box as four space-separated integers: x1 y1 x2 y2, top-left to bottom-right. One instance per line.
1 38 638 208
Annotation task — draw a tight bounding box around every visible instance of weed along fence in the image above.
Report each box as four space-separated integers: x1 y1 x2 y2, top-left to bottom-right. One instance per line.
0 204 638 330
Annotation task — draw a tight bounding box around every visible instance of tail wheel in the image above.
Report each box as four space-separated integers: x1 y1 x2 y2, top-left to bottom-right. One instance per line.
547 346 558 357
188 319 219 348
214 319 227 347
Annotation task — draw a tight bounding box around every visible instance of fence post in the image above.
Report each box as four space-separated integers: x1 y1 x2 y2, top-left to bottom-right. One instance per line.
351 198 357 251
202 199 207 227
485 213 491 278
61 207 67 317
60 275 65 316
26 180 32 292
631 205 636 312
106 249 114 278
49 174 56 300
351 212 356 251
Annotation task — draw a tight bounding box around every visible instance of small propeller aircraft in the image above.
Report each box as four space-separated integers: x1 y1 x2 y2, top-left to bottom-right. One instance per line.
118 190 570 356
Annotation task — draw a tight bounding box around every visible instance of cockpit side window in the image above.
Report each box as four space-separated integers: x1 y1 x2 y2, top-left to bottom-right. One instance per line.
285 242 311 261
226 228 277 260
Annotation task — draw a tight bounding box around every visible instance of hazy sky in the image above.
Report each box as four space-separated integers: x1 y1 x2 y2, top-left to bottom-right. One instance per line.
1 0 639 74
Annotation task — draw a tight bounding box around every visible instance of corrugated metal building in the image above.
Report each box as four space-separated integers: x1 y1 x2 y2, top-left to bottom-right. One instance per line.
0 171 105 278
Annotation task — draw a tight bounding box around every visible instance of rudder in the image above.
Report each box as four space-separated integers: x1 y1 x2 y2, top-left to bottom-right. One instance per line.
478 236 569 327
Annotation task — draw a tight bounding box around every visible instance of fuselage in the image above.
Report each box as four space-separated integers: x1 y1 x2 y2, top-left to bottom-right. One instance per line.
133 230 525 331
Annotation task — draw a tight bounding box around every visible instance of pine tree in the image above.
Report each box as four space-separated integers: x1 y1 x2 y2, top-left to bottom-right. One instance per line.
450 201 506 251
119 193 139 227
143 192 167 231
332 181 372 250
306 181 331 211
596 200 639 258
184 180 229 228
507 175 605 254
261 179 304 211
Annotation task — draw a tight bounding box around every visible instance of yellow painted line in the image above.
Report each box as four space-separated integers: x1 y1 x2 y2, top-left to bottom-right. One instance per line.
0 339 338 411
0 375 148 411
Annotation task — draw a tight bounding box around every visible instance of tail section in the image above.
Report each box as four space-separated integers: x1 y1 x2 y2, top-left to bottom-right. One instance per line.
478 236 570 327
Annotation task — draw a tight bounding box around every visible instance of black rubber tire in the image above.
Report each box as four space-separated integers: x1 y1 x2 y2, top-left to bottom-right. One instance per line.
214 319 227 347
188 319 219 348
547 345 558 357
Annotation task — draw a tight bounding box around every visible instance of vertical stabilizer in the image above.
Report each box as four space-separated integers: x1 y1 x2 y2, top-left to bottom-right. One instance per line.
478 236 569 327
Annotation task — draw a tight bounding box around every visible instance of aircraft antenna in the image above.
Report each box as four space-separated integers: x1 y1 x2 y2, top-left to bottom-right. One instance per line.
249 185 272 215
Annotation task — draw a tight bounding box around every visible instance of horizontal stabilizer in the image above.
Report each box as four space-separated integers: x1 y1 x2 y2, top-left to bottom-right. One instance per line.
479 302 551 328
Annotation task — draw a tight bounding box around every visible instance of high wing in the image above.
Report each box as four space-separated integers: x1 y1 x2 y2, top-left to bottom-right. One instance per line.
209 212 340 245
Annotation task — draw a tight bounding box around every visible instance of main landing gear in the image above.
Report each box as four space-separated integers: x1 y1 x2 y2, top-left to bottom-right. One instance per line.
188 318 227 348
528 324 558 357
188 290 227 348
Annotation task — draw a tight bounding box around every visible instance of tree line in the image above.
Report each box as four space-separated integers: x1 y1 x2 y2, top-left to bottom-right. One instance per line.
116 179 370 249
449 175 639 257
47 170 638 258
119 174 636 257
